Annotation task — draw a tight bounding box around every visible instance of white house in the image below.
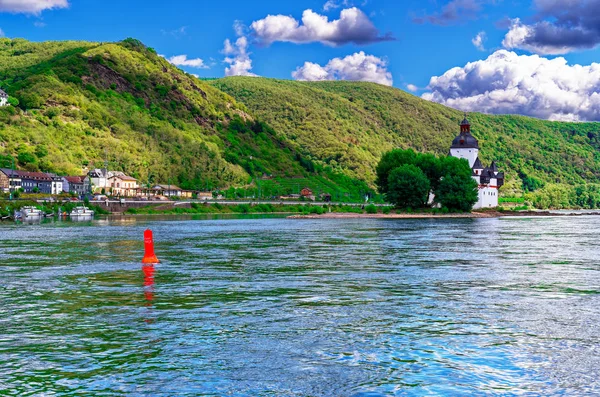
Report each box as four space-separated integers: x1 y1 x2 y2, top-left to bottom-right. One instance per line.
0 89 8 107
450 115 504 209
88 168 108 192
47 173 64 195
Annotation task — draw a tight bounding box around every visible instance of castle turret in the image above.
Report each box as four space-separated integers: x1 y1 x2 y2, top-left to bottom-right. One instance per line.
450 113 479 167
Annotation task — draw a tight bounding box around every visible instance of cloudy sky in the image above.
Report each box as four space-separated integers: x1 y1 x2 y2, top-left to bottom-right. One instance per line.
2 0 600 121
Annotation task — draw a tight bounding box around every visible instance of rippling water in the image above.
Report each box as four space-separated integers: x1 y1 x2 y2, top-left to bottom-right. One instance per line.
1 215 599 396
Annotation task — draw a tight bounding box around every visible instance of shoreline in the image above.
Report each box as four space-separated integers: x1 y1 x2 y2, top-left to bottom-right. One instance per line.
288 210 600 219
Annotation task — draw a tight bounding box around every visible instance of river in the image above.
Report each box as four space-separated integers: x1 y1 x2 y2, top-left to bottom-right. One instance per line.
1 215 599 396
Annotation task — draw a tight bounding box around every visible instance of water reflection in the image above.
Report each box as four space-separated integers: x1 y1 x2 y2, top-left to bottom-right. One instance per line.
142 264 155 304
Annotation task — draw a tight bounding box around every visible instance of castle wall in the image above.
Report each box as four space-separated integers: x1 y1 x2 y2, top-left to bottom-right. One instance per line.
473 185 498 209
450 148 478 168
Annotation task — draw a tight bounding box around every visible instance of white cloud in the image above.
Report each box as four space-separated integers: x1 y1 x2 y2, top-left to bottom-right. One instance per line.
501 1 600 55
422 50 600 121
406 84 418 92
472 31 486 51
250 7 393 46
223 22 257 77
0 0 68 14
167 55 208 69
292 51 393 86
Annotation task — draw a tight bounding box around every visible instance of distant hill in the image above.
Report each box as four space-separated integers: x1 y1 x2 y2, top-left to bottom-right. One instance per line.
1 38 600 205
210 77 600 196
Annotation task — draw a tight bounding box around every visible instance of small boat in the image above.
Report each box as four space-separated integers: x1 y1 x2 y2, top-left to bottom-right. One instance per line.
18 206 43 219
69 206 95 219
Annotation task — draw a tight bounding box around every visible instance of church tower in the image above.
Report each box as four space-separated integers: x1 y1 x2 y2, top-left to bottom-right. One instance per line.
449 114 479 168
448 113 504 209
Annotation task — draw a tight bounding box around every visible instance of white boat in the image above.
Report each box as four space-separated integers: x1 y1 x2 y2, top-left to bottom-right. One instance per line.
18 206 43 219
69 206 95 219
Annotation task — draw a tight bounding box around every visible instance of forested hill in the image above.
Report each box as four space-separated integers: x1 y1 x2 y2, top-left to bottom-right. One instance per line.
211 77 600 196
0 38 315 191
1 38 600 203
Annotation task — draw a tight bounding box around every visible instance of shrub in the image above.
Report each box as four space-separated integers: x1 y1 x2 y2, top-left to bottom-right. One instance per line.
365 204 378 214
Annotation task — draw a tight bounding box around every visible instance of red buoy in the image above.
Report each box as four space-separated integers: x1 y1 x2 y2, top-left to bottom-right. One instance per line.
142 229 160 264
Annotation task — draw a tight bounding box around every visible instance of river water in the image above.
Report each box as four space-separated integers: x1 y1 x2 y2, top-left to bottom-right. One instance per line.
1 215 599 396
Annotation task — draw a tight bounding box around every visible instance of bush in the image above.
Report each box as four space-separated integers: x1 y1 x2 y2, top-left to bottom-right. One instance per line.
382 206 391 214
365 204 378 214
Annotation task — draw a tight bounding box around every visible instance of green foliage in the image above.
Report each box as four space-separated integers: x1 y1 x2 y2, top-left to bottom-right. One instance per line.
365 204 378 214
387 164 431 209
434 156 479 211
376 149 417 195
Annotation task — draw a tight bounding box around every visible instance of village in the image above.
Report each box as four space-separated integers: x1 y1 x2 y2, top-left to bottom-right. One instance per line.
0 167 328 202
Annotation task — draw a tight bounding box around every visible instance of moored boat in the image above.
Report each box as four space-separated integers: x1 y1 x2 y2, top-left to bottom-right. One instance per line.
69 206 94 219
17 206 43 219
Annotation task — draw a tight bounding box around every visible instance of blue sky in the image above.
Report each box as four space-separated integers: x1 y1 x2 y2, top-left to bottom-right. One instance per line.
2 0 600 121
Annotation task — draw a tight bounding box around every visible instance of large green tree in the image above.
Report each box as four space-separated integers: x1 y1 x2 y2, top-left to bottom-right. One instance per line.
435 156 478 211
375 149 417 195
386 164 431 209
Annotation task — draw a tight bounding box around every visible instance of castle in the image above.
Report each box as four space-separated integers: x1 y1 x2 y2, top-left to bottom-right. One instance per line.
450 114 504 209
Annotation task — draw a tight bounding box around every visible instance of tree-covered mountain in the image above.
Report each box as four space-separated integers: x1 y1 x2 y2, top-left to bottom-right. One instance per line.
1 38 600 207
210 77 600 197
0 38 320 192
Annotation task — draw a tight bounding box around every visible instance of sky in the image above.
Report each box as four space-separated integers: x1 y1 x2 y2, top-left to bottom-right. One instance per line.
1 0 600 121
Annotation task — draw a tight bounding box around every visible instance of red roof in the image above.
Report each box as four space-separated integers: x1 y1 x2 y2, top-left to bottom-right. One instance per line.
16 171 52 181
64 176 86 184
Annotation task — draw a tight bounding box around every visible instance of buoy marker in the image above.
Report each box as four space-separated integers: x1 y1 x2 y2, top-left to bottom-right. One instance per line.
142 229 160 264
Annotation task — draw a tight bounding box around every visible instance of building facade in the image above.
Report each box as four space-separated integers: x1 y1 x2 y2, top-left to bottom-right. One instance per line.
0 89 8 107
63 176 90 196
18 171 52 194
89 169 109 193
108 172 138 197
0 168 21 193
450 115 504 209
47 173 64 195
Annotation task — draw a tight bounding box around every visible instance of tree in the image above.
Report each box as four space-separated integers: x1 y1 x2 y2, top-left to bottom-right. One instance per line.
387 164 431 209
435 156 478 211
375 149 417 195
415 153 443 191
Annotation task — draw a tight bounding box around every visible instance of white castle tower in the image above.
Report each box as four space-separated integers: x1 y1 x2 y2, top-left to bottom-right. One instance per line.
450 114 504 209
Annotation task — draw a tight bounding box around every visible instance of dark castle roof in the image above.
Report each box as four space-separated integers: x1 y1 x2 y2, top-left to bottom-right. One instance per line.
451 133 479 149
451 113 479 149
472 157 483 169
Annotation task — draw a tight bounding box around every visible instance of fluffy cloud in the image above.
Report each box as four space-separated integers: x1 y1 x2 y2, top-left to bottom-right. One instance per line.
292 52 392 86
406 84 418 92
223 22 257 77
167 55 208 69
502 0 600 55
422 50 600 121
472 31 486 51
413 0 485 26
0 0 68 14
250 7 393 46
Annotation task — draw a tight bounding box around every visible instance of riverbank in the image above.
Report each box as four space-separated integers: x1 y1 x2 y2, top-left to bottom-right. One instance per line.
288 210 600 219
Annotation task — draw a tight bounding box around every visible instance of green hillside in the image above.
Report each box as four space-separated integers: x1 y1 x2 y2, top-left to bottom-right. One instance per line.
1 38 600 207
0 38 322 192
211 77 600 197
